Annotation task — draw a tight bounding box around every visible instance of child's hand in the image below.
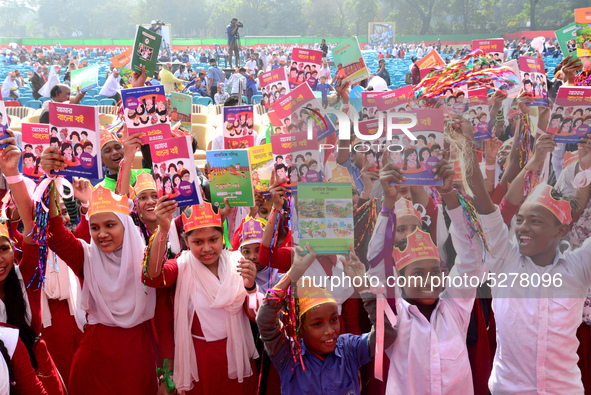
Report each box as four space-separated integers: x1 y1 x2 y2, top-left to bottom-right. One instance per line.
269 178 289 211
122 131 143 163
340 243 367 292
379 162 404 209
40 147 67 175
72 177 92 205
238 257 257 291
154 196 177 233
290 243 316 282
219 197 231 222
132 65 147 88
360 163 379 189
0 129 21 175
432 159 455 194
484 136 502 165
531 133 556 164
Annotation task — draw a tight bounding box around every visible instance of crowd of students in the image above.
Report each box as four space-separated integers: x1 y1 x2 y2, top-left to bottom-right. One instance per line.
0 37 590 395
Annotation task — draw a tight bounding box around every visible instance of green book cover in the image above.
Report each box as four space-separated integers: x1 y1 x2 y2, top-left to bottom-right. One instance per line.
132 26 162 77
575 8 591 57
297 183 354 255
170 92 192 135
70 64 99 93
332 37 370 85
206 149 255 208
555 23 578 59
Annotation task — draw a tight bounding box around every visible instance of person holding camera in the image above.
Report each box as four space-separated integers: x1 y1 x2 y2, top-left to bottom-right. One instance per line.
226 18 242 68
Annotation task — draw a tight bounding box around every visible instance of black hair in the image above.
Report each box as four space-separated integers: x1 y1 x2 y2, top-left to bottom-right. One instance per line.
50 137 59 145
0 338 13 387
224 96 240 107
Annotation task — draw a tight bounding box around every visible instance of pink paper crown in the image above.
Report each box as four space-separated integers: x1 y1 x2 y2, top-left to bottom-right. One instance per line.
524 183 572 224
393 229 440 271
394 198 422 222
181 203 222 233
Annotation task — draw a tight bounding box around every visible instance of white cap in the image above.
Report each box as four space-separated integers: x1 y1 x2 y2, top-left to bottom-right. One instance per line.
151 20 157 24
367 75 389 92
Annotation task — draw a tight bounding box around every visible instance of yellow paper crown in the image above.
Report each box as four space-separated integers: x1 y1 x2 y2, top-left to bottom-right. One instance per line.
131 171 157 199
394 198 422 222
0 222 9 240
393 229 440 271
181 203 222 233
297 278 336 317
524 183 572 225
88 185 130 217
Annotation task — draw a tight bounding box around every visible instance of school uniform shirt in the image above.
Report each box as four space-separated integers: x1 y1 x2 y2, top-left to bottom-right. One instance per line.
228 73 247 95
367 206 481 395
481 207 589 395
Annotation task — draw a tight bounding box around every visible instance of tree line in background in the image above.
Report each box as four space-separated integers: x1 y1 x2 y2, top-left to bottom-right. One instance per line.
0 0 589 40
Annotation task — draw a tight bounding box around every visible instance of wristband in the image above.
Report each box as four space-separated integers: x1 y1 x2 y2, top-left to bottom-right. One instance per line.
438 188 457 196
3 174 22 185
272 207 283 215
485 164 496 171
245 282 257 292
80 202 89 208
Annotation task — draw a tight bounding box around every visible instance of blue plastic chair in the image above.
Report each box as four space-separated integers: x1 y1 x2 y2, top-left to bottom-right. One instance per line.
17 97 32 106
39 97 51 103
251 95 263 105
241 96 248 105
27 100 42 109
81 99 99 106
100 98 117 106
192 95 202 104
214 43 228 68
197 96 213 106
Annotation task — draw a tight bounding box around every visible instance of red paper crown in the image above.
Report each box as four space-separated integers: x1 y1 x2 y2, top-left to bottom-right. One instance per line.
297 278 336 317
0 222 9 240
393 229 440 271
132 171 156 198
100 127 119 149
88 185 130 217
524 183 572 224
394 198 422 222
181 203 222 233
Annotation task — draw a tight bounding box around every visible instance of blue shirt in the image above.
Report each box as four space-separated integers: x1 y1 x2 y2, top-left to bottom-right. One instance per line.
226 24 237 45
207 66 224 86
316 83 333 100
272 334 371 394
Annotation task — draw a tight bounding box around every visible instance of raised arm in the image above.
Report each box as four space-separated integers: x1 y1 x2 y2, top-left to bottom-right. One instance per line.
145 196 178 279
117 128 143 197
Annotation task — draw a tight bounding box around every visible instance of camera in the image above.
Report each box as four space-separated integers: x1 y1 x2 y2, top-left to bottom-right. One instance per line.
236 21 244 28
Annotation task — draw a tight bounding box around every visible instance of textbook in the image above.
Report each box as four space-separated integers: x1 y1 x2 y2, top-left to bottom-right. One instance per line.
415 49 445 69
206 149 255 208
170 92 192 135
49 102 103 179
131 25 162 77
555 23 579 60
288 48 323 90
249 143 274 197
70 64 99 93
332 37 370 85
258 68 290 109
149 136 202 206
121 85 172 144
21 123 49 180
518 57 549 107
545 86 591 144
297 182 354 255
575 8 591 58
271 129 322 188
463 88 491 141
358 91 386 144
472 39 505 62
223 105 255 149
376 85 414 112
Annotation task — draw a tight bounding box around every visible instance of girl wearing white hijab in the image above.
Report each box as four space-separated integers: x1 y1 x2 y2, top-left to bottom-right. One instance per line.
40 147 159 394
144 201 259 394
1 73 20 100
99 69 122 100
38 66 61 98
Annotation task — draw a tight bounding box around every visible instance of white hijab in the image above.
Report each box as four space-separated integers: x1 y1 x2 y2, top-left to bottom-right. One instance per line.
39 66 60 98
81 213 155 328
0 326 19 395
41 250 86 331
99 72 121 97
173 249 257 391
1 76 19 99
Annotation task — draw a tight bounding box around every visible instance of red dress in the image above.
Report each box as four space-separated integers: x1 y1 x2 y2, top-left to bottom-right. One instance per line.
47 216 158 395
143 258 257 395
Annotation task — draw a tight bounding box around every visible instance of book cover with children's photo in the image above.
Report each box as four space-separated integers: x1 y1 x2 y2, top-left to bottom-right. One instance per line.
132 25 162 77
21 123 49 180
518 57 549 107
472 39 505 62
545 86 591 143
206 149 255 208
358 91 386 140
332 37 370 85
461 88 491 141
390 109 445 186
121 85 172 144
149 136 203 207
49 102 102 179
288 48 323 90
258 68 290 110
170 92 192 135
249 143 274 197
223 105 255 149
376 85 414 112
575 8 591 57
555 23 579 60
70 64 99 93
297 182 354 255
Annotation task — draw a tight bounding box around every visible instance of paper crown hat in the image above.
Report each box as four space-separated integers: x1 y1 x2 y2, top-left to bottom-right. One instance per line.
239 217 266 248
393 229 440 271
181 203 222 233
0 222 9 241
394 198 422 222
297 278 336 317
523 183 572 224
88 185 130 217
132 171 157 198
100 127 119 149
